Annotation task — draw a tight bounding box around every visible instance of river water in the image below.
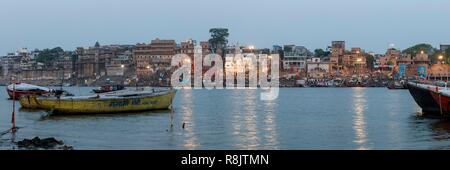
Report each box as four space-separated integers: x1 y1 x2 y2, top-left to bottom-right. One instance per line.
1 86 450 150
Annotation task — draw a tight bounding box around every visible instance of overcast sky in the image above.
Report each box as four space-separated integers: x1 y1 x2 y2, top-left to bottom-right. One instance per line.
0 0 449 54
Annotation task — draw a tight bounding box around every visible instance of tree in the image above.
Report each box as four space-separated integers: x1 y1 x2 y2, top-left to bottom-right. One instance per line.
50 47 64 53
403 43 439 63
208 28 229 55
366 54 375 70
445 48 450 63
402 43 437 56
314 48 330 58
36 47 64 63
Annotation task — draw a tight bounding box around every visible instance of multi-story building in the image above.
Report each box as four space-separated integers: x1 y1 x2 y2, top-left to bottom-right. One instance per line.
74 43 132 82
330 41 345 73
397 51 431 77
378 48 400 73
342 47 367 76
330 41 345 63
306 57 330 78
106 53 132 76
179 39 196 60
133 38 176 77
1 52 23 76
282 45 309 71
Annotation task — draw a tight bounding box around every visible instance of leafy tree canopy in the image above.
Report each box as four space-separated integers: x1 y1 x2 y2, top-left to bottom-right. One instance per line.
36 47 64 62
402 43 437 56
366 54 375 70
208 28 229 53
314 48 330 58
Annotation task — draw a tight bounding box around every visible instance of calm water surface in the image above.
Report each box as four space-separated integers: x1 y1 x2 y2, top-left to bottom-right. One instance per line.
1 86 450 150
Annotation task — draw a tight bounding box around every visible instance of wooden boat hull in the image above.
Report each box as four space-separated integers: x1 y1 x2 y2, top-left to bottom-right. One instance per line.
7 88 49 100
430 91 450 115
20 90 176 115
6 83 51 100
19 95 42 109
406 82 441 115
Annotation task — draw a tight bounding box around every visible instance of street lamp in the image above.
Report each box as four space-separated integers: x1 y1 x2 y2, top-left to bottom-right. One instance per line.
439 55 444 64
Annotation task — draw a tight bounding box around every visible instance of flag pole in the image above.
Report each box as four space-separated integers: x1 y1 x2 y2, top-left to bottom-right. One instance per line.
11 82 17 133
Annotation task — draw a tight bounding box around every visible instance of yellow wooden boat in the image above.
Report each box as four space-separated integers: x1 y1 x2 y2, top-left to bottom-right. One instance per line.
20 95 41 109
19 89 176 115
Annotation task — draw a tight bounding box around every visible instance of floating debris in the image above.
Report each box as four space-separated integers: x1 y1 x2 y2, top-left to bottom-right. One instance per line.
16 137 73 150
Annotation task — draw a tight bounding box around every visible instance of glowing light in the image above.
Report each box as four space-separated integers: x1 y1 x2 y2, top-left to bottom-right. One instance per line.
357 58 362 62
421 51 424 54
121 64 124 68
439 55 444 60
146 65 150 69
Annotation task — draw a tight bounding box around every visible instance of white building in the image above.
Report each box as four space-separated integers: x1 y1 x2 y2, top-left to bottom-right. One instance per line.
306 57 330 78
282 46 310 70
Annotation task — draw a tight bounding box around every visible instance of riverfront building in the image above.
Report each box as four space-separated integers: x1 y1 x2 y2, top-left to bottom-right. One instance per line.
306 57 330 78
133 38 176 77
281 45 310 71
397 51 431 78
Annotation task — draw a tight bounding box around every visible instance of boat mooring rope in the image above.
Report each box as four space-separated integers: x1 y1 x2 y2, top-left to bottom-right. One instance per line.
0 127 22 137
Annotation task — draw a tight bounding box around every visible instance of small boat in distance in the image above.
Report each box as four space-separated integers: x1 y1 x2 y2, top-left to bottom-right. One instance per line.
6 83 50 99
387 80 407 90
19 88 176 115
93 84 125 93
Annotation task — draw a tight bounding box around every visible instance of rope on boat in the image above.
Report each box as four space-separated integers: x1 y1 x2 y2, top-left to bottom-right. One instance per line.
0 127 22 137
0 128 11 137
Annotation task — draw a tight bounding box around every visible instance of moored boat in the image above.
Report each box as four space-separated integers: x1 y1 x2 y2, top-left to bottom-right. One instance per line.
429 87 450 115
6 83 50 99
406 82 444 115
387 81 407 90
19 89 75 109
19 88 176 115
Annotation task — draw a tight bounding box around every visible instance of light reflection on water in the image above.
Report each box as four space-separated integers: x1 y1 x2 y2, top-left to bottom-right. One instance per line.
352 88 369 150
231 89 259 149
1 87 450 149
263 97 279 149
179 89 198 149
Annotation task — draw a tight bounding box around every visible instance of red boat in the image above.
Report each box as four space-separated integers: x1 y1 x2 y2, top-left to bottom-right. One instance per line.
430 87 450 115
6 83 50 100
407 82 450 116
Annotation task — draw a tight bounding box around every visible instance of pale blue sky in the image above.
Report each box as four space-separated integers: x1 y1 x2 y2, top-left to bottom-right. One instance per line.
0 0 449 54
